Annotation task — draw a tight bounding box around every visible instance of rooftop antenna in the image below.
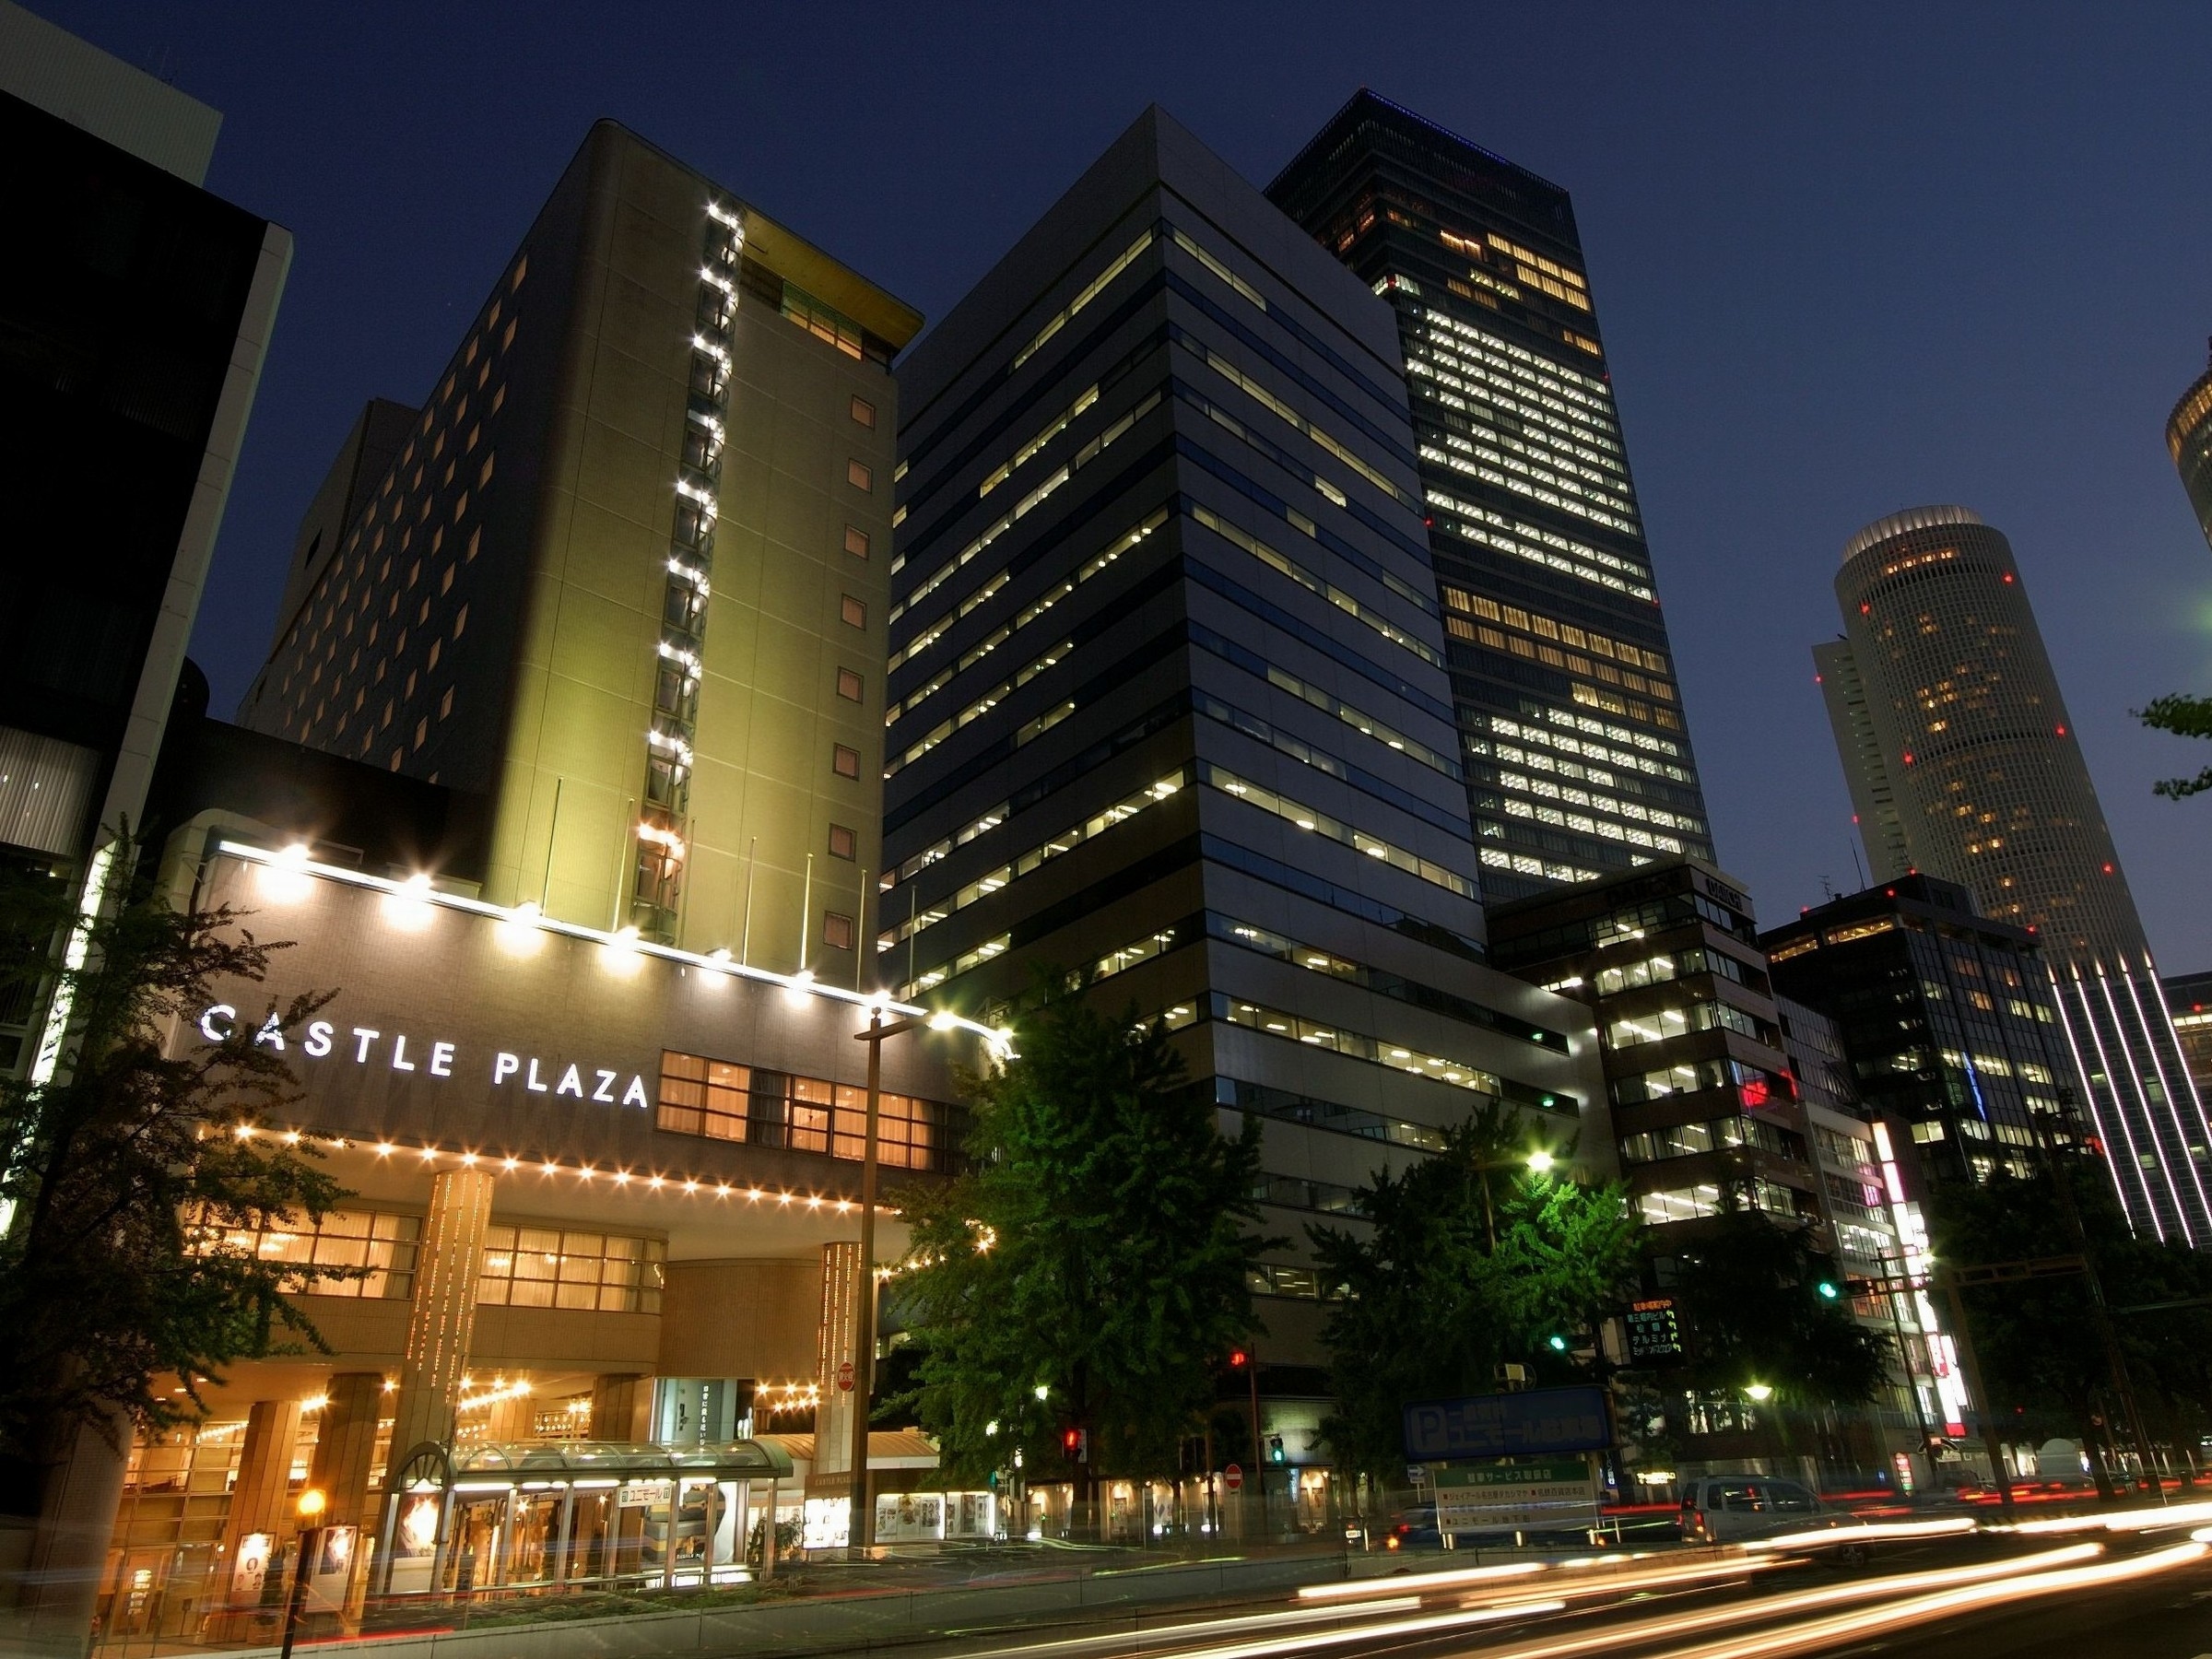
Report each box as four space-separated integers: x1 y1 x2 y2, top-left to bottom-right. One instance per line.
1848 837 1867 890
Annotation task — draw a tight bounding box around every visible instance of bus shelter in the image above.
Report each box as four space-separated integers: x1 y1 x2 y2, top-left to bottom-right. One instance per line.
377 1440 795 1598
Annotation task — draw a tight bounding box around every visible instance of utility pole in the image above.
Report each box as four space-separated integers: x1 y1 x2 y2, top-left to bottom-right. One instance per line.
2029 1104 2163 1502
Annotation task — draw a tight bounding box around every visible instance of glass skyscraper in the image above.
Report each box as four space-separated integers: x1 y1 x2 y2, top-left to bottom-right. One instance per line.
883 106 1603 1381
1268 91 1715 900
1817 505 2212 1244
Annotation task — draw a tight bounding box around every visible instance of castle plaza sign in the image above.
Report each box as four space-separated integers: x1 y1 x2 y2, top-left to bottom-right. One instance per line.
196 1005 654 1109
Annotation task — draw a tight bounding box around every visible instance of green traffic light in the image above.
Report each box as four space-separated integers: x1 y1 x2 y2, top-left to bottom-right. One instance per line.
1817 1280 1840 1300
1547 1333 1569 1352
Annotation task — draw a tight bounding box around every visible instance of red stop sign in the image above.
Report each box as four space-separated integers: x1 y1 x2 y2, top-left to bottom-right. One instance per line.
837 1361 854 1393
1224 1463 1243 1491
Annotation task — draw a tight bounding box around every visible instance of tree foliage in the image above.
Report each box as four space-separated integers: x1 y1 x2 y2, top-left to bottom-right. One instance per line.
0 841 345 1473
2136 692 2212 800
1667 1202 1891 1407
890 994 1275 1488
1929 1156 2212 1462
1309 1103 1640 1482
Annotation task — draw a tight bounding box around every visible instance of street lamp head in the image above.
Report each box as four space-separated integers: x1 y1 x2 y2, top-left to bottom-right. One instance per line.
1526 1149 1556 1173
1033 1382 1050 1401
927 1009 959 1031
297 1488 326 1519
1745 1383 1774 1403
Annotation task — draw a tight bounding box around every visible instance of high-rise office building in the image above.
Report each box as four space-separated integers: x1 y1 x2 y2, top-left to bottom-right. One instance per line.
1486 860 1818 1238
1762 876 2078 1187
884 108 1602 1394
2166 970 2212 1097
240 123 920 973
0 0 290 1076
1267 91 1715 900
2168 345 2212 555
1816 506 2212 1243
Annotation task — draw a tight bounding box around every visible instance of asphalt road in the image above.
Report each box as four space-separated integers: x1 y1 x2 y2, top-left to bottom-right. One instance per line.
1817 1550 2212 1657
949 1524 2212 1659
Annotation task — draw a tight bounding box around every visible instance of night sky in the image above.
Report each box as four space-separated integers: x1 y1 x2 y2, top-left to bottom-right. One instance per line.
41 2 2212 970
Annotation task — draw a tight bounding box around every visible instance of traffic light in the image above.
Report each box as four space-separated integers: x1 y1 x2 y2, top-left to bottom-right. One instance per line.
1815 1279 1841 1301
1228 1348 1249 1370
1267 1435 1286 1465
1545 1333 1570 1353
1061 1427 1088 1464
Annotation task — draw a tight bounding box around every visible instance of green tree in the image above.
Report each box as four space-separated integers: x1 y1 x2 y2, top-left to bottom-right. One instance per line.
1930 1156 2212 1487
891 994 1274 1505
1309 1104 1640 1483
2135 692 2212 799
0 843 346 1497
1667 1201 1891 1409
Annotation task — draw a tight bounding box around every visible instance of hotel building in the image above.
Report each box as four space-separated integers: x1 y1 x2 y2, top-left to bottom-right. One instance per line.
239 121 920 979
1267 91 1716 899
62 122 978 1652
881 104 1602 1407
1816 506 2212 1243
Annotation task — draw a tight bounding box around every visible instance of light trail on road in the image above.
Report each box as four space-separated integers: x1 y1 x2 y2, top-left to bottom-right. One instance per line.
1381 1542 2107 1659
1742 1516 1978 1551
1632 1537 2208 1659
1999 1496 2212 1535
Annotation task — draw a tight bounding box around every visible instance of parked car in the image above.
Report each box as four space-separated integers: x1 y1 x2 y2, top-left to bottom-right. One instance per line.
1676 1475 1833 1544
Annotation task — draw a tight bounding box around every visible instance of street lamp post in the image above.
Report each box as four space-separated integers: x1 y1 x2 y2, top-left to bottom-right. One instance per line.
847 1005 920 1559
278 1488 325 1659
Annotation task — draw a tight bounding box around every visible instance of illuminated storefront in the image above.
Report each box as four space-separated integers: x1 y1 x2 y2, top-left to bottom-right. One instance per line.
93 833 992 1644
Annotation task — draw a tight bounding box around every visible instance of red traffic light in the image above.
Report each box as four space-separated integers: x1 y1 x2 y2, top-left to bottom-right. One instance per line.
1228 1348 1249 1369
1061 1427 1088 1462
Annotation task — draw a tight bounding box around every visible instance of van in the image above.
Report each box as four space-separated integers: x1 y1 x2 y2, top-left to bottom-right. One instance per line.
1676 1475 1830 1544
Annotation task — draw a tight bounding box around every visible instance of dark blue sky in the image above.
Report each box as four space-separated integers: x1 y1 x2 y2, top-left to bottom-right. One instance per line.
47 1 2212 968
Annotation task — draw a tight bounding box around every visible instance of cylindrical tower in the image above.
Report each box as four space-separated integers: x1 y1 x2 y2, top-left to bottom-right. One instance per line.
2168 347 2212 556
1821 506 2212 1245
1833 506 2141 959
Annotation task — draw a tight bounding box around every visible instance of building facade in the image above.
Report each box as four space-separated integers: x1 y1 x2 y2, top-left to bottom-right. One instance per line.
1775 996 1951 1477
239 123 921 976
1266 91 1715 899
89 772 990 1647
883 106 1602 1382
0 1 290 1077
1486 860 1819 1236
2168 345 2212 556
1815 506 2212 1243
2166 969 2212 1098
1761 877 2077 1188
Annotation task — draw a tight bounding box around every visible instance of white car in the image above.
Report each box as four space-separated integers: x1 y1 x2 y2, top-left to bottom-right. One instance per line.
1676 1475 1832 1544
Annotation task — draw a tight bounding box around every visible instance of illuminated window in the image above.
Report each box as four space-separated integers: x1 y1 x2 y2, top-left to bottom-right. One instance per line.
836 668 863 702
657 1051 949 1169
413 717 428 749
843 524 870 559
477 1225 663 1313
850 394 877 429
187 1207 418 1299
828 823 857 860
823 911 854 951
440 687 453 719
847 459 873 492
841 594 866 629
831 744 861 780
